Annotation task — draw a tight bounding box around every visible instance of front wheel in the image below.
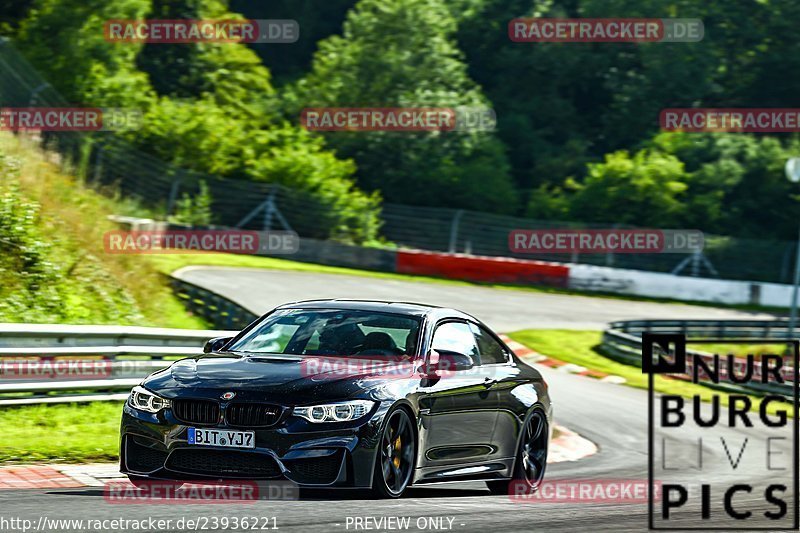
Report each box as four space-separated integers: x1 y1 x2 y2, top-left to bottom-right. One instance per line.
487 408 548 496
371 408 416 498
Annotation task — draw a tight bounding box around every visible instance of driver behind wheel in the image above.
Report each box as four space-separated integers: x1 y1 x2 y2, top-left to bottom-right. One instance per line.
357 331 400 355
318 322 366 355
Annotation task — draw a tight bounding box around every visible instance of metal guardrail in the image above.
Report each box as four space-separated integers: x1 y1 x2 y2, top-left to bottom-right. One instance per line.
609 319 797 339
0 324 237 406
0 323 235 348
170 277 259 330
0 275 256 405
2 317 795 405
601 319 796 399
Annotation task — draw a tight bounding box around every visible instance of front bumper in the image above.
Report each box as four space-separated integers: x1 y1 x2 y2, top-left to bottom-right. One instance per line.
119 401 386 488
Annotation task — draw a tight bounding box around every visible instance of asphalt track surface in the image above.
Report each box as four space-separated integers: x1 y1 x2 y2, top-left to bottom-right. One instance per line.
0 267 793 533
173 266 772 331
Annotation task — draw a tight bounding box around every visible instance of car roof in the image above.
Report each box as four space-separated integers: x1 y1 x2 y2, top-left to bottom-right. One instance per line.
275 299 477 322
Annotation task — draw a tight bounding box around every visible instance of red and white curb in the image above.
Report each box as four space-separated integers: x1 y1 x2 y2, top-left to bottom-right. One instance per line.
500 335 626 384
0 464 132 490
54 463 126 487
0 465 85 489
549 425 598 463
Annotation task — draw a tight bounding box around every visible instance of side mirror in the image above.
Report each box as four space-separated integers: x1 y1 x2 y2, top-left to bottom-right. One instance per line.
203 336 233 354
428 349 475 372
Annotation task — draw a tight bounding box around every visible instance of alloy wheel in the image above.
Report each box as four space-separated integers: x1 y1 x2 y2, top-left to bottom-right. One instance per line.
486 408 548 495
519 409 548 488
375 408 415 497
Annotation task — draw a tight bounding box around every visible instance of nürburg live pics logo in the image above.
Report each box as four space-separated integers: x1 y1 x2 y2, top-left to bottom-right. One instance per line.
644 332 798 530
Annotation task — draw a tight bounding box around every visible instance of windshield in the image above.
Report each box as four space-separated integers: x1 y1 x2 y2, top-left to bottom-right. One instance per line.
228 309 422 357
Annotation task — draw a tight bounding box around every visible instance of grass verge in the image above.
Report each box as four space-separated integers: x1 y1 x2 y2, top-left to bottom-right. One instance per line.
0 402 122 463
0 132 207 328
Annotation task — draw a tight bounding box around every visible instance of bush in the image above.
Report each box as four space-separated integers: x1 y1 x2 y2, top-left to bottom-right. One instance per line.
170 180 213 226
0 155 65 320
0 147 143 323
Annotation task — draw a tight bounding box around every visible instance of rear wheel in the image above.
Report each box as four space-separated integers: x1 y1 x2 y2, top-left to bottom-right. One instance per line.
371 408 416 498
487 408 548 495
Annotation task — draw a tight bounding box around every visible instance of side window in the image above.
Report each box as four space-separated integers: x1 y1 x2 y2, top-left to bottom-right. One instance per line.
471 324 509 365
431 321 480 364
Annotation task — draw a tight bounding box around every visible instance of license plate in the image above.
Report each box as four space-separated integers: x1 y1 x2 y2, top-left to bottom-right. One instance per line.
187 428 255 449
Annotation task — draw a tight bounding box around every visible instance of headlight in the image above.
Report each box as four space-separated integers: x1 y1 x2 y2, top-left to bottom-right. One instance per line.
128 386 171 413
293 400 374 423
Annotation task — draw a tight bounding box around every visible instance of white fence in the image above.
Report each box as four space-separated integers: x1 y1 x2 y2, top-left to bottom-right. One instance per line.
569 264 797 307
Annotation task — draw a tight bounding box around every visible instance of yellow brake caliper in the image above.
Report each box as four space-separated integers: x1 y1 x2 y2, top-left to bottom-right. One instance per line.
393 436 402 468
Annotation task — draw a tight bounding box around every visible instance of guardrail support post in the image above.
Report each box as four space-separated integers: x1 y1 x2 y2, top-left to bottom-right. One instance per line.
448 210 464 253
789 226 800 339
166 178 181 215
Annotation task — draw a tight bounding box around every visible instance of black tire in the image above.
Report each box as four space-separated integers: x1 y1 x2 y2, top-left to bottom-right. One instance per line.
487 408 548 496
371 407 416 498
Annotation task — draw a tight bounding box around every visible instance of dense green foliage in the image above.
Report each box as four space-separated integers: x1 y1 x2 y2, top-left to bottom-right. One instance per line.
171 179 213 225
0 150 142 322
0 158 63 320
3 0 800 238
287 0 517 213
0 134 208 327
12 0 380 242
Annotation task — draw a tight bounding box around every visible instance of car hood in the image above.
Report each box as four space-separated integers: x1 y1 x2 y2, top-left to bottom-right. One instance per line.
141 352 418 402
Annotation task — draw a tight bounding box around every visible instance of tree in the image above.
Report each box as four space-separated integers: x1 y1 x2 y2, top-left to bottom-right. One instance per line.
229 0 357 83
16 0 154 107
649 132 800 239
16 0 381 242
123 97 381 242
566 149 688 227
135 0 209 97
455 0 780 198
289 0 518 214
0 0 35 35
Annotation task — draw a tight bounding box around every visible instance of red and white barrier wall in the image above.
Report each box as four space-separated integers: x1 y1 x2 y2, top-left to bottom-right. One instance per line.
109 218 791 308
293 238 798 307
392 248 797 308
395 250 570 287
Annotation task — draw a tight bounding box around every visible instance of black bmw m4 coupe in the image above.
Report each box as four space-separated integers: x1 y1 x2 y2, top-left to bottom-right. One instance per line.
120 300 552 498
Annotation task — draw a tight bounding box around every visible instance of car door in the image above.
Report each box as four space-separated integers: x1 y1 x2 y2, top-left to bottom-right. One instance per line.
417 320 499 468
469 323 519 460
